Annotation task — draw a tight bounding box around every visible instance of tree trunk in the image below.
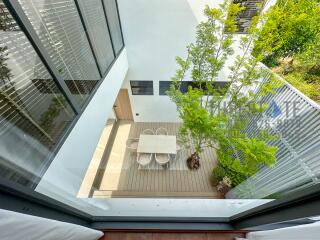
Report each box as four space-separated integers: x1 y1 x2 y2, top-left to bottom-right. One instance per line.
187 152 200 170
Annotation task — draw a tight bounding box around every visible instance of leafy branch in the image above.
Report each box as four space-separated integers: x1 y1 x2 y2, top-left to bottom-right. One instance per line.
168 1 280 181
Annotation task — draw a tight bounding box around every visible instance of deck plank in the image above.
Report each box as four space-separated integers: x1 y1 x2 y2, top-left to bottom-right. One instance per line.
97 121 218 198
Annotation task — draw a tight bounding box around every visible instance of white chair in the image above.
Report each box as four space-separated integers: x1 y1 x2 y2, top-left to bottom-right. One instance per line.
137 153 152 169
175 139 184 161
156 127 168 135
126 138 139 152
143 129 154 135
155 153 170 169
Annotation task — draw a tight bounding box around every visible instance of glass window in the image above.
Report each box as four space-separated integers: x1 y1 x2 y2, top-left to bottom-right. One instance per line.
159 81 230 95
103 0 124 54
130 81 154 95
77 0 115 74
159 81 171 95
0 1 76 188
17 0 101 108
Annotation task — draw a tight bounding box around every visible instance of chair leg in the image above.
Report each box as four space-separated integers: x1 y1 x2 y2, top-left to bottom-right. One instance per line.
174 152 179 161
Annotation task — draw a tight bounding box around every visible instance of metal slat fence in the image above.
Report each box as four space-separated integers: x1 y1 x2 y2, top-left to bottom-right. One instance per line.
226 65 320 199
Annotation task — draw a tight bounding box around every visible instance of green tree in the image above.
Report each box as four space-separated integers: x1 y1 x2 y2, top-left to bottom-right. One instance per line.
168 1 278 178
253 0 320 66
297 32 320 74
252 0 320 102
168 1 244 168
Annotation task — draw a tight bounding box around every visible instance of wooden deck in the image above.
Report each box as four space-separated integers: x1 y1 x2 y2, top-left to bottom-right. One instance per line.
93 121 218 198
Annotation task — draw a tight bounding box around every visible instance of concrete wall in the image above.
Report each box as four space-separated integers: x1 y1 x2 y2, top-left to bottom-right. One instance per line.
35 50 128 208
118 0 224 122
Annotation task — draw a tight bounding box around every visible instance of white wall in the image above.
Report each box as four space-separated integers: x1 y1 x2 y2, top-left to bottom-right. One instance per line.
118 0 224 122
35 49 128 208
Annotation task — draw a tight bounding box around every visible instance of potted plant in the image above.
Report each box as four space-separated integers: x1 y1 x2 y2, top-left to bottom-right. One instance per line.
217 176 232 198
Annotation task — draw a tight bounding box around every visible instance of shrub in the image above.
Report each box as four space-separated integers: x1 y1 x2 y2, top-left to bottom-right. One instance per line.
263 55 280 67
253 0 320 102
211 164 247 187
210 164 226 186
222 164 247 187
285 72 320 100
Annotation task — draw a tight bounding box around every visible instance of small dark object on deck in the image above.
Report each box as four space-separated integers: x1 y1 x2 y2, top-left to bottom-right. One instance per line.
187 152 200 170
217 181 232 199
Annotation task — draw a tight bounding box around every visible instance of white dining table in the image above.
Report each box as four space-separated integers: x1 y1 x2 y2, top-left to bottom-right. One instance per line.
137 134 177 154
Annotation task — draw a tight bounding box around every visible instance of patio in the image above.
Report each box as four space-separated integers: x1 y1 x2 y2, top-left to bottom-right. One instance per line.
92 120 218 198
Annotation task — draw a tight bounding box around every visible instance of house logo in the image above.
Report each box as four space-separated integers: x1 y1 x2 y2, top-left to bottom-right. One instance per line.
267 100 282 118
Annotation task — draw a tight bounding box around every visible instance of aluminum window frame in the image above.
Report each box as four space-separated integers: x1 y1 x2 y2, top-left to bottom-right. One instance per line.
1 180 320 230
130 80 154 95
2 0 125 188
158 81 231 96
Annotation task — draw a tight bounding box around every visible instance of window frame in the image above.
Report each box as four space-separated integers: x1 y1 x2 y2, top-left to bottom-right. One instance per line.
2 0 125 188
101 0 124 55
1 178 320 230
75 0 116 75
130 80 154 95
159 81 231 96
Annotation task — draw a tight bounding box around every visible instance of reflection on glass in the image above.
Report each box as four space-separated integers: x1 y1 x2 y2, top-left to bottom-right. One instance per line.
103 0 124 54
17 0 101 107
0 1 75 188
78 0 115 73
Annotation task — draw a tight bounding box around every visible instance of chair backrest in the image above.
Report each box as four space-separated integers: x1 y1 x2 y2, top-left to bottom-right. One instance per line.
155 153 170 164
143 129 154 135
156 127 168 135
137 153 152 165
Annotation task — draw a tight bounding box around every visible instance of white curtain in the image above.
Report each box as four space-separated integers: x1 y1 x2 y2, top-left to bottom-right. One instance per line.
246 222 320 240
0 209 103 240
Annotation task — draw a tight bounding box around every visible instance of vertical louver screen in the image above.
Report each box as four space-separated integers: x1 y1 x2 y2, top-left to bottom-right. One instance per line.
77 0 115 74
0 0 76 187
0 0 124 188
18 0 101 107
103 0 123 55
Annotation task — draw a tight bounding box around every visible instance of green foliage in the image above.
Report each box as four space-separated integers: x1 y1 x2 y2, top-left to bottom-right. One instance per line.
168 1 279 186
297 33 320 71
223 165 246 187
253 0 320 102
168 0 244 155
173 87 227 154
285 71 320 100
211 164 246 187
218 136 277 176
253 0 320 60
211 164 225 186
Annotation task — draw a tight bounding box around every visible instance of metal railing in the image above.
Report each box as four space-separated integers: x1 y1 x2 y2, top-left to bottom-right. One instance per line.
226 65 320 199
